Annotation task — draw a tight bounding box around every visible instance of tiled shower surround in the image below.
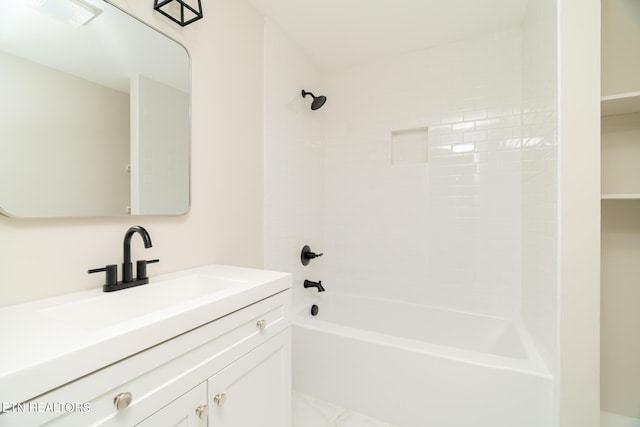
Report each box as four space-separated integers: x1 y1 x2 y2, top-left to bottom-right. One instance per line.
322 28 523 317
265 15 557 425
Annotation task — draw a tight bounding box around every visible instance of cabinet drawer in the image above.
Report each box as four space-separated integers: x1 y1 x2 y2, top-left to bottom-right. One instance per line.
2 291 290 427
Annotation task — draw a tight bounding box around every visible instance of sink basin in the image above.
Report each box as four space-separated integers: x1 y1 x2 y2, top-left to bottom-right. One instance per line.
39 274 241 330
1 263 291 408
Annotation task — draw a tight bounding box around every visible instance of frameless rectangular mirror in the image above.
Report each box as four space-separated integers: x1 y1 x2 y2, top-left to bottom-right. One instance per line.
0 0 190 217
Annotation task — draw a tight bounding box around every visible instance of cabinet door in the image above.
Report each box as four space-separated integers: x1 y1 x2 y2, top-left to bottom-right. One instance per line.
136 383 208 427
207 329 291 427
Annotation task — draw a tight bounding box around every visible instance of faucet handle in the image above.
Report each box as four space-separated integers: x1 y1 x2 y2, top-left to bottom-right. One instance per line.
301 245 324 266
88 264 118 286
136 259 159 280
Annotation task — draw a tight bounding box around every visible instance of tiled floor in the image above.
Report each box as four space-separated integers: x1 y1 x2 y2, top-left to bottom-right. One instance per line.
293 392 396 427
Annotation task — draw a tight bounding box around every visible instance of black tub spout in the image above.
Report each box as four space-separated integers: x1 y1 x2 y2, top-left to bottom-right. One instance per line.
304 279 325 292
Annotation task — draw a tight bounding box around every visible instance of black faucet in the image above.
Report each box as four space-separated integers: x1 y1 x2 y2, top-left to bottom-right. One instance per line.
89 225 159 292
123 225 152 283
304 280 325 292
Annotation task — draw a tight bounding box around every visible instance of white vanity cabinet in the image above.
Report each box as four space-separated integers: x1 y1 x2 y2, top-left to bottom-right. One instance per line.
136 383 208 427
136 331 291 427
1 289 291 427
206 330 291 427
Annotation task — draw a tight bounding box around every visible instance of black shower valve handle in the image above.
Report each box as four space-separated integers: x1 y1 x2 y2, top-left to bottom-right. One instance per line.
301 245 323 266
305 251 323 260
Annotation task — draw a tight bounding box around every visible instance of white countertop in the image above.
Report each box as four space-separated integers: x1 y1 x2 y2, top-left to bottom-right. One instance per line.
0 264 291 405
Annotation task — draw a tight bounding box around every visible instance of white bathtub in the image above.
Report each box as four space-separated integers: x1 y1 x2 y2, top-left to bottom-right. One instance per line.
293 293 553 427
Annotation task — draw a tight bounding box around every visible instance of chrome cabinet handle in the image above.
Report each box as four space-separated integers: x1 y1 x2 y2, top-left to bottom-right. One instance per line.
256 319 267 329
195 404 209 419
113 392 133 410
213 393 227 407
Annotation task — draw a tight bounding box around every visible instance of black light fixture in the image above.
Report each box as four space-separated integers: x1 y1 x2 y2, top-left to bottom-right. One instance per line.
301 90 327 110
154 0 203 27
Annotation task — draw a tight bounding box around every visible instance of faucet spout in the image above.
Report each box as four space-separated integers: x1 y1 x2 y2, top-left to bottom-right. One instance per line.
304 279 325 292
123 225 152 282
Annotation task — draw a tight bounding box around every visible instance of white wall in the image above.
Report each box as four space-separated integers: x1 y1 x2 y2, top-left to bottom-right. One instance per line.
601 0 640 96
601 198 640 418
322 29 523 318
557 0 601 425
0 0 265 307
520 0 601 423
263 20 325 304
0 51 129 217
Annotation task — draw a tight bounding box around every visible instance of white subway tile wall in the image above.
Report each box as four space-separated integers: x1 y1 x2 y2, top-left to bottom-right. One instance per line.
322 29 523 317
264 20 326 307
265 19 557 325
520 0 558 373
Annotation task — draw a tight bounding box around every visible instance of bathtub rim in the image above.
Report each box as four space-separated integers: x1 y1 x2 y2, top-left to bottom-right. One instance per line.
293 293 552 380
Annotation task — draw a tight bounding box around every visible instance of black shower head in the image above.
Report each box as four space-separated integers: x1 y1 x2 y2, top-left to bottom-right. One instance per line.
301 89 327 110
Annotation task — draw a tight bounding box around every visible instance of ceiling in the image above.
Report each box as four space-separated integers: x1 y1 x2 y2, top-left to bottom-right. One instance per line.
247 0 529 70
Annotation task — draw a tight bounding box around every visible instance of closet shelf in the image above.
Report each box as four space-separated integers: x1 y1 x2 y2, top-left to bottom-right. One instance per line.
601 92 640 117
601 193 640 200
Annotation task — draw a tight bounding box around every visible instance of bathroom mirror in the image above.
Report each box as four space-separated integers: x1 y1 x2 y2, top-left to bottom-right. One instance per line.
0 0 190 217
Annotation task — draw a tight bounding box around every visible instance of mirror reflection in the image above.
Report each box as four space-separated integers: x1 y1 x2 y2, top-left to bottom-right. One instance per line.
0 0 190 217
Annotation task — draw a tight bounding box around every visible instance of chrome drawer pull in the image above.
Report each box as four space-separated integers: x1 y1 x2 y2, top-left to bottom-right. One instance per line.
195 404 209 419
213 393 227 407
256 319 267 329
113 392 132 410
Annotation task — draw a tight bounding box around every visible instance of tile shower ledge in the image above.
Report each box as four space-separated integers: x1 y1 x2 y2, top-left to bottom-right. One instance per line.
0 264 291 405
